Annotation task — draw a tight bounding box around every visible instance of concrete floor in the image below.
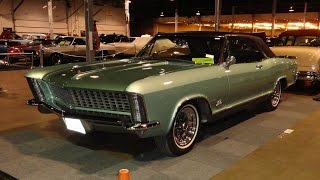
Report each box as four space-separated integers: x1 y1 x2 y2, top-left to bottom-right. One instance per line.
0 70 320 180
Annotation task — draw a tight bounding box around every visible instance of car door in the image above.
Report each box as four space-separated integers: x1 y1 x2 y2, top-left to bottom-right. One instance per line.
72 38 87 56
224 36 266 108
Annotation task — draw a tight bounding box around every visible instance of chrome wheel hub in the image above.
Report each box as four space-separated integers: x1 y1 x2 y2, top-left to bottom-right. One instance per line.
173 105 199 149
271 83 281 107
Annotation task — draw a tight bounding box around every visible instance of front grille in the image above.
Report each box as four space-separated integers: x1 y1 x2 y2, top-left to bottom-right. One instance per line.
50 84 74 105
71 89 131 113
48 84 131 116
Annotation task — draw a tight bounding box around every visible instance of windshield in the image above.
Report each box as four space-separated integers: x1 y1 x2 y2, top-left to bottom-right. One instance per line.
137 35 223 64
55 37 74 46
276 36 320 47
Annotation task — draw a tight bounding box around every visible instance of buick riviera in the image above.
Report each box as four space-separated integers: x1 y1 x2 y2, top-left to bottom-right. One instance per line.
272 29 320 87
25 32 297 156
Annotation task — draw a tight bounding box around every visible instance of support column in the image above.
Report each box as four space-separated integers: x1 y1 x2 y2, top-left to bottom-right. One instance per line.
231 6 235 32
84 0 94 62
48 0 54 39
125 0 130 37
271 0 277 37
66 3 69 35
303 2 307 29
11 0 15 31
251 14 255 33
175 8 178 32
318 11 320 30
214 0 221 32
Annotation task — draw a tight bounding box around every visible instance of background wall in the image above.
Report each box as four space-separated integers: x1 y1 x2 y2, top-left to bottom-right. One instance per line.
0 0 126 36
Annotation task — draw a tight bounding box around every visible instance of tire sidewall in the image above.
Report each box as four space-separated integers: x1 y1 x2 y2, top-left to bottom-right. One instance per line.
166 103 200 156
51 53 63 65
266 81 281 111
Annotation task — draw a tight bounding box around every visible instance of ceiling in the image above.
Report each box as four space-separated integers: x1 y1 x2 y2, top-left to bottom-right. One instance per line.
129 0 320 19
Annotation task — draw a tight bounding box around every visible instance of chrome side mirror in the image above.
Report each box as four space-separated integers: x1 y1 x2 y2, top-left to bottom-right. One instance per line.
224 56 236 68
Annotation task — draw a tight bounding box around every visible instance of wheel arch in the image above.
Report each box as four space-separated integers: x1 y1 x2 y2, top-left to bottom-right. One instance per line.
166 94 212 134
276 76 288 90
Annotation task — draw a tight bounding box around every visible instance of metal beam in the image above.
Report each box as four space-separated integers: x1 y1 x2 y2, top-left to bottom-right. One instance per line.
13 0 25 13
93 7 104 17
12 0 25 30
67 2 84 19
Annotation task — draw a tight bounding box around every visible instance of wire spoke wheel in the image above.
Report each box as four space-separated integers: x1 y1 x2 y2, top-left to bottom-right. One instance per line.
173 104 199 149
51 53 63 65
271 82 281 107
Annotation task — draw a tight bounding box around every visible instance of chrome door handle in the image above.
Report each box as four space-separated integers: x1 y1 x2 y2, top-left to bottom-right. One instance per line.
256 64 263 69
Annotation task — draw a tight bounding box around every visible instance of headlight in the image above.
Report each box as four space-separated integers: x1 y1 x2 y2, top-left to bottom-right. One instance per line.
129 94 148 123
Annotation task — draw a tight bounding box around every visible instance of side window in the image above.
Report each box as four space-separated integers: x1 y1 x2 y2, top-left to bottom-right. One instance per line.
286 36 294 46
72 38 86 45
276 36 287 46
227 37 265 64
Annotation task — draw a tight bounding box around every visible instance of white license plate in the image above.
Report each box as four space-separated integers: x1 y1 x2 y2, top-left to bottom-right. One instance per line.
63 117 86 134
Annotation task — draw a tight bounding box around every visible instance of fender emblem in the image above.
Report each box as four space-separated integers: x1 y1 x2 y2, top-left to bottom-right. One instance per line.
216 99 222 107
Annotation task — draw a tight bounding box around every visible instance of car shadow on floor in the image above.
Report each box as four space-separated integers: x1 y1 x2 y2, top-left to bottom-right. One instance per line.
0 90 313 175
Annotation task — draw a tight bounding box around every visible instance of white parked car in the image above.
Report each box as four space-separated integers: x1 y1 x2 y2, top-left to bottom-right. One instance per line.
271 29 320 87
98 36 152 58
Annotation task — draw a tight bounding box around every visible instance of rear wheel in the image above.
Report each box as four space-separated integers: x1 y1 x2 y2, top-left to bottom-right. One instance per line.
263 81 281 111
50 53 63 65
154 103 199 156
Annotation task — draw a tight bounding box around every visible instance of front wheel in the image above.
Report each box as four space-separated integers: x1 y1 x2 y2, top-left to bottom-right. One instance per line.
154 104 200 156
263 81 281 111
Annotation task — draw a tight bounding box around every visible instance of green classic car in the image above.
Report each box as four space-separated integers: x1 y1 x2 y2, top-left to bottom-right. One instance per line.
25 32 297 156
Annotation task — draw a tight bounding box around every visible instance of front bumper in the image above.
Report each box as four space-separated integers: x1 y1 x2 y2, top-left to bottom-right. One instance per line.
27 99 160 133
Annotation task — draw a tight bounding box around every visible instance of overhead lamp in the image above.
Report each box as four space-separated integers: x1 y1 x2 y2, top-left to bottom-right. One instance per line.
289 6 294 12
160 12 164 17
196 10 200 16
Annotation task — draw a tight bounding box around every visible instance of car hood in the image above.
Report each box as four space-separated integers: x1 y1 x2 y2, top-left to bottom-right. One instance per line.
271 46 320 72
39 59 199 92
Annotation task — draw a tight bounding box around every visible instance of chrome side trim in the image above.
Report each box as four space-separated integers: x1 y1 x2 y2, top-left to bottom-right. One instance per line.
126 122 160 131
26 99 40 106
26 99 64 115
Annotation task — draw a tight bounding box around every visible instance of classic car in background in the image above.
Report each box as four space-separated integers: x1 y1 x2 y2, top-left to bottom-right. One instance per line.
7 39 55 64
42 36 87 66
21 33 47 40
97 36 152 59
272 29 320 87
26 32 297 156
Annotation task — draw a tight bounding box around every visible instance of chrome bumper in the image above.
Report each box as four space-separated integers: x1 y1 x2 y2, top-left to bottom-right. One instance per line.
26 99 160 131
297 71 320 82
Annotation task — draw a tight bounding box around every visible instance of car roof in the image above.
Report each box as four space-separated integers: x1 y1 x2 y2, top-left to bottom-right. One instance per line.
156 31 275 58
157 31 266 40
279 29 320 36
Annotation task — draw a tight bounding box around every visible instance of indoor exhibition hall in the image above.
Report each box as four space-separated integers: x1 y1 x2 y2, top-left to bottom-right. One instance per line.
0 0 320 179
